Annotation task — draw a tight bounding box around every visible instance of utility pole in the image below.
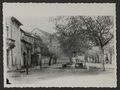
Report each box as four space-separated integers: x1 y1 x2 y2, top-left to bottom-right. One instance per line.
26 48 29 75
11 24 13 70
40 47 43 69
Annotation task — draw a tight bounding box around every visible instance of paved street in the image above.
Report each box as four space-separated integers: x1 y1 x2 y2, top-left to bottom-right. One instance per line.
6 64 116 87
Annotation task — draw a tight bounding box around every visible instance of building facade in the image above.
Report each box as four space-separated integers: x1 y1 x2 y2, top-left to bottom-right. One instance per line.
20 29 42 68
5 16 23 70
5 16 43 71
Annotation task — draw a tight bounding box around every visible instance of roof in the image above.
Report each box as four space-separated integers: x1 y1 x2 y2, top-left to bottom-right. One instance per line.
11 16 23 26
20 29 42 41
31 28 51 36
20 28 25 33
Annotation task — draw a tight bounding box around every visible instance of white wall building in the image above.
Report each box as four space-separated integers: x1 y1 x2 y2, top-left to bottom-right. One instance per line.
5 16 23 70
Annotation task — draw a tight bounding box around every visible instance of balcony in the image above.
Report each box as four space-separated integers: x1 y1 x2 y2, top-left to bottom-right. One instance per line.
7 38 15 49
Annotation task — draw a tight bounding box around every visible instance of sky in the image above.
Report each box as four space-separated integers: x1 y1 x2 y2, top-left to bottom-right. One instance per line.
3 3 115 33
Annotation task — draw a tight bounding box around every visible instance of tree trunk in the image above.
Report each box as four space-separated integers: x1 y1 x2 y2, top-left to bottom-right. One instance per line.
84 56 87 67
55 58 57 64
100 47 105 71
69 57 72 63
40 55 42 69
53 57 55 64
49 56 52 66
97 55 99 63
110 53 112 64
53 57 57 64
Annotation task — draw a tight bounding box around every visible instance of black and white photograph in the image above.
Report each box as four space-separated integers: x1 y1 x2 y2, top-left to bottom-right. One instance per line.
3 3 116 87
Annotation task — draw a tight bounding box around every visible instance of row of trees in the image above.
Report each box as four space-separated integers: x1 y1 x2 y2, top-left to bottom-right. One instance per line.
51 16 114 71
38 31 63 66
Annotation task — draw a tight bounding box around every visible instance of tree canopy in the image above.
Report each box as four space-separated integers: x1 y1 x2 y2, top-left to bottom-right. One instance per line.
51 16 114 58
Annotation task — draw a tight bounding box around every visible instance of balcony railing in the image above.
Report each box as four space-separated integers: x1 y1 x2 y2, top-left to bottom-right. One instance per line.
7 38 15 49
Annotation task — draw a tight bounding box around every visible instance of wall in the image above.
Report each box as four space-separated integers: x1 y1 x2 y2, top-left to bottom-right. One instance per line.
6 17 22 70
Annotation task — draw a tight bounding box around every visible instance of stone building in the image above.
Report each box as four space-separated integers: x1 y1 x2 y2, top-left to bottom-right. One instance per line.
20 29 43 68
5 16 23 70
5 16 43 71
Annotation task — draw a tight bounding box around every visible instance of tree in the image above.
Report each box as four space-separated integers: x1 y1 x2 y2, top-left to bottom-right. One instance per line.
104 38 114 64
85 46 101 63
40 33 62 66
80 16 114 70
52 16 114 70
52 16 91 60
47 34 63 65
